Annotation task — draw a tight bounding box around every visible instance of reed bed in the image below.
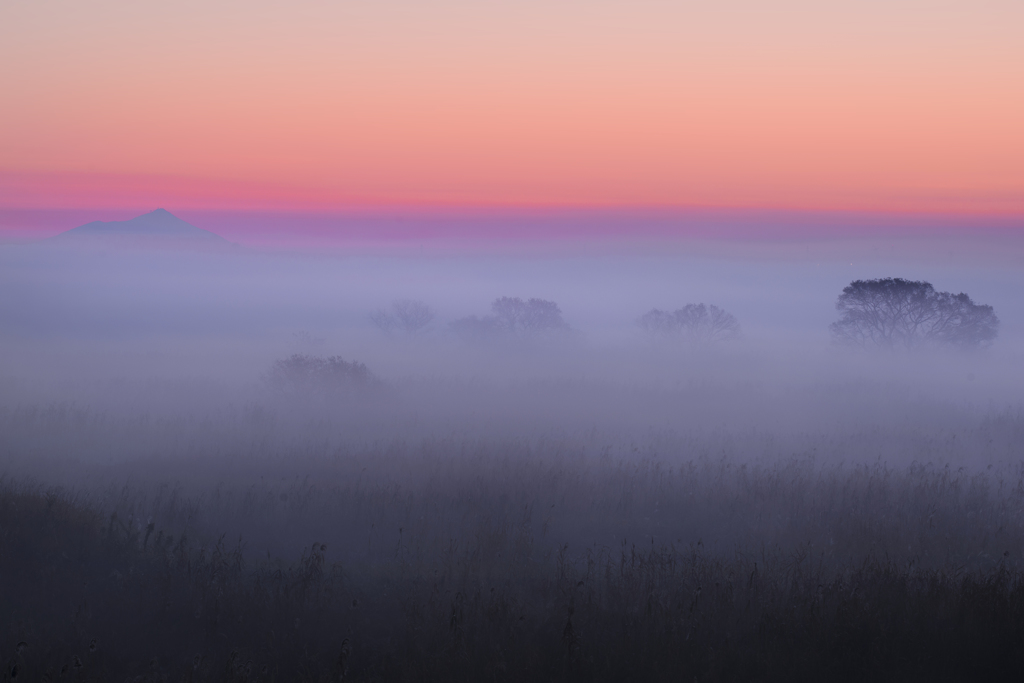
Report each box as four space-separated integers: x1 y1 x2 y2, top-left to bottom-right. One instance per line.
4 408 1024 681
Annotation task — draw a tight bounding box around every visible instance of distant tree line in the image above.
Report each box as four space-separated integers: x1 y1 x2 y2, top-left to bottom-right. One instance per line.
363 277 999 353
373 296 743 347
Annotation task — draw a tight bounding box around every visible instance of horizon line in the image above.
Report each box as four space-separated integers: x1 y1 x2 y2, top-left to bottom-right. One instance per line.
2 205 1022 251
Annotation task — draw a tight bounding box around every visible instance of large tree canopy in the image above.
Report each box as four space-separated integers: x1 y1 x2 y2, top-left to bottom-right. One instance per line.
829 278 998 349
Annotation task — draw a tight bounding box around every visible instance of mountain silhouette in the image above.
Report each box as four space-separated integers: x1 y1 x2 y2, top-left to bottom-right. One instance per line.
53 209 228 245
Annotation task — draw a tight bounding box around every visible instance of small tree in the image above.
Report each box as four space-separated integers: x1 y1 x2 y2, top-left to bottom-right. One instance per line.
829 278 998 349
491 297 568 335
370 299 435 336
638 304 741 344
450 297 569 341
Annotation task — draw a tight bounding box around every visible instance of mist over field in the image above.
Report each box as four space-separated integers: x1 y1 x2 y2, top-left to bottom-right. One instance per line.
3 213 1024 681
5 0 1024 676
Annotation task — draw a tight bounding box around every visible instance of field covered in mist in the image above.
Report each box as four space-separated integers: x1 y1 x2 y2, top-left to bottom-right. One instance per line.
3 231 1024 681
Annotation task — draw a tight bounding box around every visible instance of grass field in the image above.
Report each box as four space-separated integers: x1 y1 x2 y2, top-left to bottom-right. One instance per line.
4 389 1024 681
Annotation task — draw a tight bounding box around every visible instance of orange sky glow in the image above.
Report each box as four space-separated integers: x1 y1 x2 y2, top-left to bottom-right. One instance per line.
2 1 1022 218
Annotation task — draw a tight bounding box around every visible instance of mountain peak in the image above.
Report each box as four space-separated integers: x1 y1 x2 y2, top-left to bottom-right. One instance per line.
53 209 228 246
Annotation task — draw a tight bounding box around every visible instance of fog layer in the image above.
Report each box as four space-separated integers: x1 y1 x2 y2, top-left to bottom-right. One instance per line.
4 225 1024 679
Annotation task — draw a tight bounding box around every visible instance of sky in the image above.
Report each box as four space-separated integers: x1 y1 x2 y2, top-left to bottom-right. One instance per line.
2 0 1023 239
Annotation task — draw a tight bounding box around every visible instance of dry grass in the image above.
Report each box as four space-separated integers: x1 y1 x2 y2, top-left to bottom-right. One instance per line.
3 403 1024 680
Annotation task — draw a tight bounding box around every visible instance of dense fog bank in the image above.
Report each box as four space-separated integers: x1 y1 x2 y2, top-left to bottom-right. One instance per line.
2 383 1023 564
3 241 1024 408
3 233 1023 502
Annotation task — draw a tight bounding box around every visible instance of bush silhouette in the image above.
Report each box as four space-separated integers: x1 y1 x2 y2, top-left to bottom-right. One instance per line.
267 354 376 395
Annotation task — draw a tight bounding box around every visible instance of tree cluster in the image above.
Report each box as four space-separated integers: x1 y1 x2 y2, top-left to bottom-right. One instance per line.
363 278 1000 354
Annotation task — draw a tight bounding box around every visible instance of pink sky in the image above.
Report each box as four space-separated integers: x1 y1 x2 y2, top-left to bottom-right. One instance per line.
2 1 1022 233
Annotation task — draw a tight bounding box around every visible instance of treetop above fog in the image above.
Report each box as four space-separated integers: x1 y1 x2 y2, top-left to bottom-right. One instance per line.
450 296 569 341
830 278 998 350
370 299 435 336
637 303 741 344
490 296 568 335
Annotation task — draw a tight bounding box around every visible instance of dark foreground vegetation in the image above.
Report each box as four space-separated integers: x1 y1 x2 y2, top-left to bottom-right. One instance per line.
5 410 1024 682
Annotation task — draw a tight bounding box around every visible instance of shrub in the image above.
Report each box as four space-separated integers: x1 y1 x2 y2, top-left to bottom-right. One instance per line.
266 354 376 396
